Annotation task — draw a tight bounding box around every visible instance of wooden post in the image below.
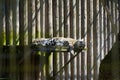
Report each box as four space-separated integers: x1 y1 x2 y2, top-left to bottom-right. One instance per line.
0 0 4 77
19 0 28 79
93 0 99 79
64 0 70 80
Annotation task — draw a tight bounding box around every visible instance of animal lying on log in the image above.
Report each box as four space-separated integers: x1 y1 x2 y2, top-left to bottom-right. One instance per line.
31 37 85 53
31 37 85 79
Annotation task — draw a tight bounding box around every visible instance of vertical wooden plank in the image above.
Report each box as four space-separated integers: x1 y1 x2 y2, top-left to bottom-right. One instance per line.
102 1 107 56
118 0 120 79
59 53 65 80
27 1 34 79
64 0 70 80
70 0 77 80
118 0 120 33
40 0 46 79
34 1 41 79
53 0 59 37
113 1 116 35
40 0 45 38
106 1 111 51
35 0 40 38
35 0 41 79
97 0 101 79
64 53 71 80
86 0 91 79
5 0 11 78
45 0 48 37
5 0 12 45
119 0 120 32
42 53 46 80
23 0 31 79
59 0 65 80
53 52 59 80
48 0 53 37
0 0 5 77
104 1 108 56
19 0 27 79
0 1 4 46
99 0 104 61
28 0 36 41
77 54 81 80
113 1 117 41
70 0 76 38
52 0 59 79
59 0 65 79
76 0 82 80
93 0 100 79
81 0 85 39
32 0 36 40
12 0 18 46
11 0 18 79
28 0 40 79
64 0 70 38
28 0 32 44
76 0 80 39
8 1 14 79
84 0 87 79
81 7 85 80
59 0 64 37
98 2 101 73
44 0 53 79
87 0 94 79
59 0 64 78
45 0 52 37
57 2 64 79
109 1 113 49
81 0 87 80
116 1 119 34
93 1 97 79
76 0 80 80
19 0 25 45
90 0 94 79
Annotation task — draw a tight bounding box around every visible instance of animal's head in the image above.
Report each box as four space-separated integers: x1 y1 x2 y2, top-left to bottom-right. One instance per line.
73 39 85 52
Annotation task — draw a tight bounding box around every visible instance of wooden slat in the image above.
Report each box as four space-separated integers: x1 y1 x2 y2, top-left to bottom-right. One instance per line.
87 0 94 80
70 0 76 39
81 0 87 80
19 0 28 79
0 0 5 46
40 0 45 38
52 0 59 79
64 0 70 38
59 0 64 37
70 0 77 79
99 0 104 60
35 0 40 38
63 0 70 80
93 0 99 79
76 0 81 80
0 0 4 77
10 0 18 79
104 1 108 56
45 0 52 38
28 0 32 44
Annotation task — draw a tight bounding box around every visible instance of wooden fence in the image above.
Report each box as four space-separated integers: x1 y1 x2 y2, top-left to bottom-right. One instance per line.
0 0 119 80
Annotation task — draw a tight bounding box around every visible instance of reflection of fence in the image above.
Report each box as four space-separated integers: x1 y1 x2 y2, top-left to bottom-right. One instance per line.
0 0 119 80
